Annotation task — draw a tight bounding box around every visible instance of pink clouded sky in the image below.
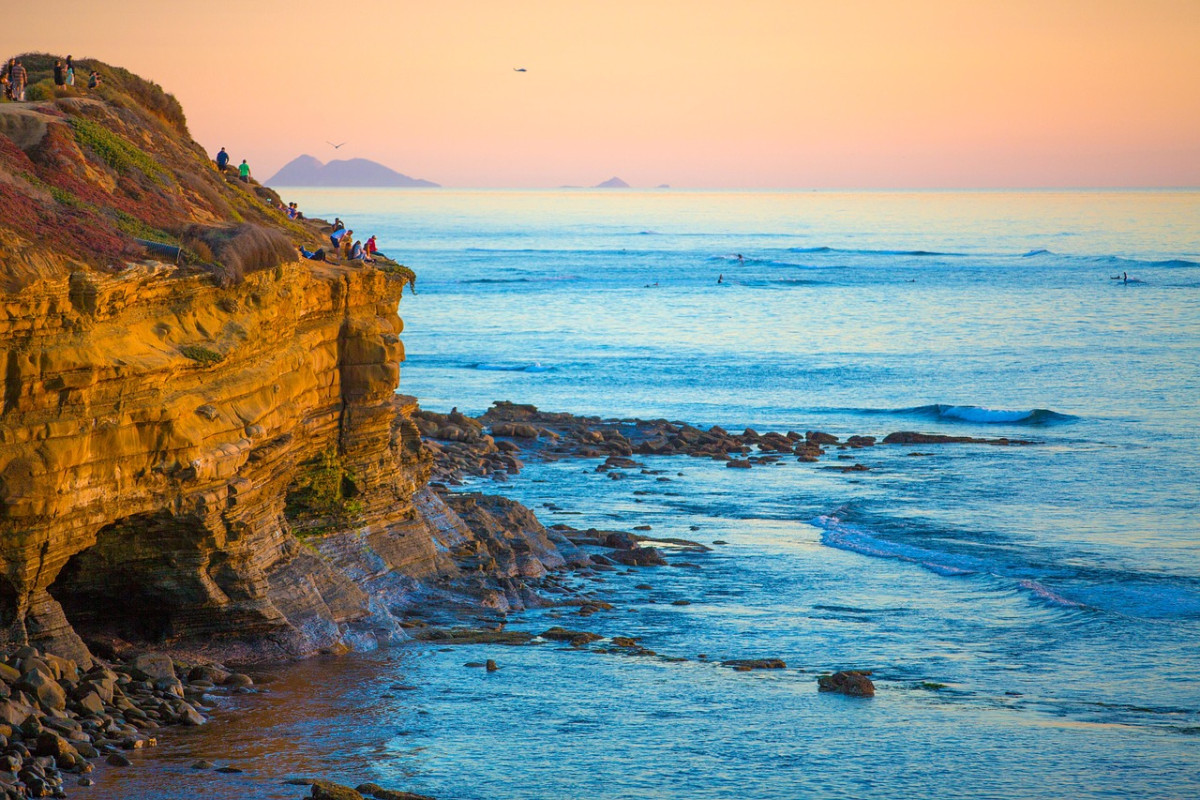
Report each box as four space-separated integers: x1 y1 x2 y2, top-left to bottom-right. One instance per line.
3 0 1198 188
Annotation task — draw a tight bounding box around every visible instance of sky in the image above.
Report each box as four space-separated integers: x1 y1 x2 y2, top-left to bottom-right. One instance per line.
3 0 1199 188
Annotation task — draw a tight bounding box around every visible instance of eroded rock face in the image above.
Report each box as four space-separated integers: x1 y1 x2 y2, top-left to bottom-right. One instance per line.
0 259 429 662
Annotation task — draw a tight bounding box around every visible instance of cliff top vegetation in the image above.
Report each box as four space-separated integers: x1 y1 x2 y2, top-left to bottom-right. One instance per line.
0 53 319 292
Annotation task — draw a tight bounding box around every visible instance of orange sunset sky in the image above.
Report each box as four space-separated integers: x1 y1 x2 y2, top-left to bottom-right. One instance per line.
3 0 1198 188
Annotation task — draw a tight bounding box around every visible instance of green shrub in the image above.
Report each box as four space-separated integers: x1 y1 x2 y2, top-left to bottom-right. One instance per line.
285 448 364 530
178 344 224 365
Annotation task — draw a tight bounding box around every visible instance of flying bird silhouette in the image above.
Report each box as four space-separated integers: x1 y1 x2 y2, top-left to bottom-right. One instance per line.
326 141 347 149
513 67 527 72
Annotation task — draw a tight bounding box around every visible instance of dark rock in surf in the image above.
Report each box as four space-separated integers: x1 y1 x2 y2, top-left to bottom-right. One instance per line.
540 627 603 646
610 547 667 567
356 782 438 800
818 670 875 697
722 658 786 671
311 781 367 800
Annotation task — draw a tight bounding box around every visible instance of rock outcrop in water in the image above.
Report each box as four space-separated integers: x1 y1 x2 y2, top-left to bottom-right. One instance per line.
0 55 579 668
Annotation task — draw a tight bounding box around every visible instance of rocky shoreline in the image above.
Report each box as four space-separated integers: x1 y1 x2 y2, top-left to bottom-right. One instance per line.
0 397 1035 798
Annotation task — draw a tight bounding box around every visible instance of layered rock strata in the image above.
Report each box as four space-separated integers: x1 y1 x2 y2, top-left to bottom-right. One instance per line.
0 258 457 664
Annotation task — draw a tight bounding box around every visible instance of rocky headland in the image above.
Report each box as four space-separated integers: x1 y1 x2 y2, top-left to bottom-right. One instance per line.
0 57 595 674
1 54 1034 798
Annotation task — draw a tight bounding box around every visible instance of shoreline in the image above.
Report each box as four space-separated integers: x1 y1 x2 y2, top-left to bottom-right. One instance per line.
57 399 1036 799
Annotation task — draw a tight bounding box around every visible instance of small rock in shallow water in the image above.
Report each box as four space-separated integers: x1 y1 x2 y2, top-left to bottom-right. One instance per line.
191 760 215 769
311 780 367 800
106 753 131 767
485 660 499 672
223 673 254 689
722 658 787 671
216 766 245 773
540 627 603 646
356 782 438 800
817 670 875 697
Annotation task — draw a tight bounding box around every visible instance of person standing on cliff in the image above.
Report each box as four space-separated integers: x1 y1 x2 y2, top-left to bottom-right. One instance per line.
238 159 250 182
53 61 66 87
216 147 229 171
10 60 27 101
66 55 75 86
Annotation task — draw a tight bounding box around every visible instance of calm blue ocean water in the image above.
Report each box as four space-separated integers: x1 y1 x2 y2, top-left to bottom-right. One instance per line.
98 190 1200 799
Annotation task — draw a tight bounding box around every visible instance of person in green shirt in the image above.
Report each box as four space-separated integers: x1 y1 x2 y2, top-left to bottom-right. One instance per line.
238 160 250 182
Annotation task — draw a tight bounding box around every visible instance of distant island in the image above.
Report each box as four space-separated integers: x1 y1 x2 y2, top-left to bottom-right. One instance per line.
266 155 439 187
594 176 631 188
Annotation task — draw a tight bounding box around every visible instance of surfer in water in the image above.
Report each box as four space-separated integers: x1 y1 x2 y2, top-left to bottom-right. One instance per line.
718 274 723 284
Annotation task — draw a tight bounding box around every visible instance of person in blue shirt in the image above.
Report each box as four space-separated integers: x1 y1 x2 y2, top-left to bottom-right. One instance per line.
215 147 229 170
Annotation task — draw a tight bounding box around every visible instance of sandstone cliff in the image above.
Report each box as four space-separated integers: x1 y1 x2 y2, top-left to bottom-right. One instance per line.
0 56 570 667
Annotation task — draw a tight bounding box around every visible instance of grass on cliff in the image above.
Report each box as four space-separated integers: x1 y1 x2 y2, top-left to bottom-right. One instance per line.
285 448 364 533
181 223 296 287
68 116 169 185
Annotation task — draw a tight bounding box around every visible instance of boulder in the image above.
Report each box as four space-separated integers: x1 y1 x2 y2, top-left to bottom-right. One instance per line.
129 653 175 682
491 422 539 439
611 547 667 567
311 780 366 800
817 670 875 697
15 670 66 711
356 783 437 800
540 627 603 646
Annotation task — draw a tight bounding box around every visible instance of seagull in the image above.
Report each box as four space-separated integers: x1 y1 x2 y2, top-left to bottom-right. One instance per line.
326 141 347 149
513 67 527 72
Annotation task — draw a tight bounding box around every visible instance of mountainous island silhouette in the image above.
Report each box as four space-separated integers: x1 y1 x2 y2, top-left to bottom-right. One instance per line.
266 155 439 187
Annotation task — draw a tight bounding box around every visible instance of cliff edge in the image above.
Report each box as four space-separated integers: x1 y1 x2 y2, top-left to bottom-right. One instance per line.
0 56 556 667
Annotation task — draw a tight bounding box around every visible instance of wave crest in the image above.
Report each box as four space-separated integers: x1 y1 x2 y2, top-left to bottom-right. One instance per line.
849 404 1075 425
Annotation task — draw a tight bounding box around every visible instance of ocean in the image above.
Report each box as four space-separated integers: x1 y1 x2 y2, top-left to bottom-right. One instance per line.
96 189 1200 798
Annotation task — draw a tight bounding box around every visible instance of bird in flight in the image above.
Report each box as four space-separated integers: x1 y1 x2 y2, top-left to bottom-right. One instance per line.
327 141 347 149
513 67 527 72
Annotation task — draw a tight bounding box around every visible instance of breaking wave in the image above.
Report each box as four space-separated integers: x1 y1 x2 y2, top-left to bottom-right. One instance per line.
850 404 1076 425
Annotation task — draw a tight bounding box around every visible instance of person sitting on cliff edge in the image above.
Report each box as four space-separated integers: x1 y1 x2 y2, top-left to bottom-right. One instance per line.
341 231 355 259
365 235 385 260
349 240 364 261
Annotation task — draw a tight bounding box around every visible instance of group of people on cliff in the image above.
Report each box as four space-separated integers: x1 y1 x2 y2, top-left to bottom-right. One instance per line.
208 148 384 267
3 55 102 101
214 147 252 182
328 218 383 263
296 219 384 265
2 59 28 100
